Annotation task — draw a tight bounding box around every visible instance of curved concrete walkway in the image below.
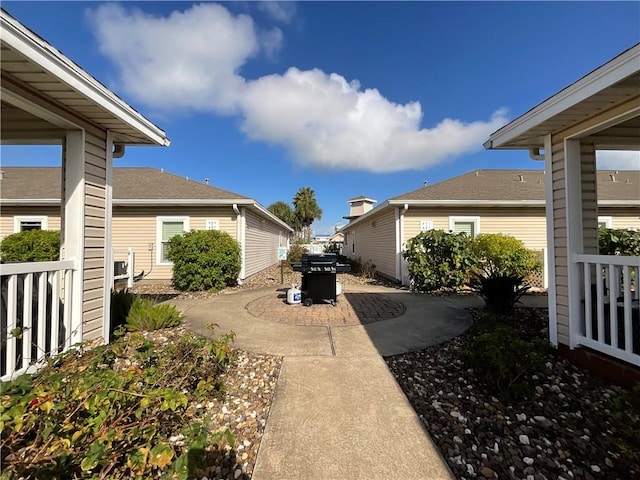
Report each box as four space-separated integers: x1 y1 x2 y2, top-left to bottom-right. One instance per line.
169 285 485 480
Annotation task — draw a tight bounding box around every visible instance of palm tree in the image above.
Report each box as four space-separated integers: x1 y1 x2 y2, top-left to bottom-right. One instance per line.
268 201 296 228
293 187 322 242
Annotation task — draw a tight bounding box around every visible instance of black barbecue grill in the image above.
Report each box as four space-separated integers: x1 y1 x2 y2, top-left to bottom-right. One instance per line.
292 253 351 306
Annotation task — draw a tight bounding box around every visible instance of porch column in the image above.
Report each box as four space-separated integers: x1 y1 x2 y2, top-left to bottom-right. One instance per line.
544 134 558 346
102 132 114 342
63 130 86 345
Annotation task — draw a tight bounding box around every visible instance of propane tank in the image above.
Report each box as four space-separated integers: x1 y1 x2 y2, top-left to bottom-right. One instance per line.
336 280 343 296
287 285 302 304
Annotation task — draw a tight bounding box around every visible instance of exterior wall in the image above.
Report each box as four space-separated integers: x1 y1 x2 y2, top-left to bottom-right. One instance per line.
403 207 548 250
0 206 61 238
344 208 397 279
244 208 285 279
112 206 237 281
82 131 108 342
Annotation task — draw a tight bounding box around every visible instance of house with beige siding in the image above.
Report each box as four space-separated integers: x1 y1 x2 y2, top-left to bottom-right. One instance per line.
0 9 169 380
341 169 639 286
484 44 640 383
0 167 293 283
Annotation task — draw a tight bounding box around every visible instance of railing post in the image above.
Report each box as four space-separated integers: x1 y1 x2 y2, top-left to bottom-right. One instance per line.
127 247 134 289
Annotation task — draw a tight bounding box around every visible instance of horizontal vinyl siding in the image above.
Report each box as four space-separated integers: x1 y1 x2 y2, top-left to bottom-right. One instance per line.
345 208 396 279
111 206 237 281
403 208 548 250
82 131 107 342
552 137 569 346
0 206 61 239
244 209 283 279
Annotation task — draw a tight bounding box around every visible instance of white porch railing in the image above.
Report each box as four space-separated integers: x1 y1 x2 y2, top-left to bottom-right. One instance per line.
113 247 135 288
575 254 640 366
1 260 76 382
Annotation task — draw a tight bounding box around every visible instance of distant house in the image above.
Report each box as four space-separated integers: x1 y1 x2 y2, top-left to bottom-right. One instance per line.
0 167 293 282
340 169 639 286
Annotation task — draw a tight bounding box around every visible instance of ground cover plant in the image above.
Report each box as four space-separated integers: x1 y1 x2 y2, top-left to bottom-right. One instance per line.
0 327 237 479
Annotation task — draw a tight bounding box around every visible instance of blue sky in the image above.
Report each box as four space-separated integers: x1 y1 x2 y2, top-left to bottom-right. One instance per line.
2 1 639 235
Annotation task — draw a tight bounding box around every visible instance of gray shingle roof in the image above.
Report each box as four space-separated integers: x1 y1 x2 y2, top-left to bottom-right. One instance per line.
389 169 640 202
0 167 249 201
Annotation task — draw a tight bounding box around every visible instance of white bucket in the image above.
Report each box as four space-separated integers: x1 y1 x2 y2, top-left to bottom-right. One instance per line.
287 285 302 304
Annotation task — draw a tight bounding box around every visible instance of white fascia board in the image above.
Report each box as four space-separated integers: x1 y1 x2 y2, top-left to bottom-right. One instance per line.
485 44 640 150
388 199 546 207
0 198 59 205
250 202 295 232
598 200 640 206
0 11 170 147
112 198 254 206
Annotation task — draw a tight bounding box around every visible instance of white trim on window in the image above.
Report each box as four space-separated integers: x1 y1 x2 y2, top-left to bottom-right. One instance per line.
14 215 48 233
597 216 613 228
156 216 189 265
448 216 480 237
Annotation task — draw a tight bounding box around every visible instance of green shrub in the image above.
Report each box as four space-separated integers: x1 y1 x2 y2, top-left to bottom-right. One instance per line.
476 273 530 315
0 230 60 262
599 228 640 256
0 330 236 479
287 244 308 264
110 289 136 338
167 230 241 292
323 242 342 255
125 297 183 331
402 229 474 292
460 325 550 402
471 233 541 278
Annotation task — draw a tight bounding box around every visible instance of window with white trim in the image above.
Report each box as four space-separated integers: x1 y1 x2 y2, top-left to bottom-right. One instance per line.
597 216 612 229
14 216 48 232
449 216 480 237
420 220 434 232
156 217 189 264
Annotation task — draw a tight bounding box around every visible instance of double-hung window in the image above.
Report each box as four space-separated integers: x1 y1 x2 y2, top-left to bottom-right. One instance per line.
156 217 189 264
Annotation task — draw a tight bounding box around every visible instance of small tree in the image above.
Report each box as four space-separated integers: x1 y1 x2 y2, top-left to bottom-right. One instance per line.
471 233 541 278
268 201 297 230
167 230 241 292
0 230 60 262
402 230 474 292
599 228 640 256
293 187 322 242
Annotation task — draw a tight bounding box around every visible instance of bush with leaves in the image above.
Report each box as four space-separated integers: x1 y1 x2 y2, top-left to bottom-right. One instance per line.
0 230 60 262
402 229 474 292
125 297 183 331
599 227 640 256
167 230 241 292
471 233 541 278
0 329 236 479
286 244 308 265
476 273 531 315
460 323 550 402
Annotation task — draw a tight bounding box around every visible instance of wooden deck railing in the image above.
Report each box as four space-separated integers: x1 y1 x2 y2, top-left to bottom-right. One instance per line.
574 254 640 366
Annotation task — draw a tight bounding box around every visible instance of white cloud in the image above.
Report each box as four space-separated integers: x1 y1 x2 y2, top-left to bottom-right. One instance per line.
258 1 296 23
596 150 640 170
88 3 508 173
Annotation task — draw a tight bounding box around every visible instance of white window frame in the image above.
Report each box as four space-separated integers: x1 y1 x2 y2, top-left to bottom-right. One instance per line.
14 215 48 233
156 216 190 265
448 216 480 237
597 216 612 228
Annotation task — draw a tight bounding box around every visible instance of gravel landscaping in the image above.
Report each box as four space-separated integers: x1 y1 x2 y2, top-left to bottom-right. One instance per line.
386 307 640 480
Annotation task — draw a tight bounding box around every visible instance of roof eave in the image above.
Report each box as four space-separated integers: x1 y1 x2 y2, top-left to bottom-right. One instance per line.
388 199 546 207
0 10 170 147
485 44 640 150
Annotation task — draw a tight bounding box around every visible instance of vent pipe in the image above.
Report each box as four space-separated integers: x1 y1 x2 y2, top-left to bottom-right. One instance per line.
518 173 524 182
205 178 210 185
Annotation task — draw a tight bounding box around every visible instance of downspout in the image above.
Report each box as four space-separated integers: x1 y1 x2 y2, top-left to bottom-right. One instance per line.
112 144 125 159
233 204 246 283
396 203 409 282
